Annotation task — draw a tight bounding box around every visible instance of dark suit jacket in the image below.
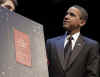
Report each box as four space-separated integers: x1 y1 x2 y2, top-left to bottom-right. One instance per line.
46 34 99 77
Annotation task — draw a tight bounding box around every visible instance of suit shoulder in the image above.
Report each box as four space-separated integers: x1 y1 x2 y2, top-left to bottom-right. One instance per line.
47 35 64 42
83 36 99 45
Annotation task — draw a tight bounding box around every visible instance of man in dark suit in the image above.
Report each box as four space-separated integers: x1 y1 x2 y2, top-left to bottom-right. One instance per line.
46 5 99 77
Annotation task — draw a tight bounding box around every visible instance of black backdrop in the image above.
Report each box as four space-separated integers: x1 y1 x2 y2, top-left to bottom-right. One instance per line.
15 0 94 43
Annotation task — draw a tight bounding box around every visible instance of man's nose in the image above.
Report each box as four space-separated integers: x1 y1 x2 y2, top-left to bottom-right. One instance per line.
64 15 69 20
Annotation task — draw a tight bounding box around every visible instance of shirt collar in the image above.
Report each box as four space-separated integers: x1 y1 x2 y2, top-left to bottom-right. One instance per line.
72 32 80 41
65 31 80 41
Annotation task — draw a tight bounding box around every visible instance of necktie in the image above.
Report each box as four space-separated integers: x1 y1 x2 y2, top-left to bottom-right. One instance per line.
64 35 73 70
64 36 73 58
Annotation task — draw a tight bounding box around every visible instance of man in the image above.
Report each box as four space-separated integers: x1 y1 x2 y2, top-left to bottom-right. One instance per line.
0 0 17 11
46 5 99 77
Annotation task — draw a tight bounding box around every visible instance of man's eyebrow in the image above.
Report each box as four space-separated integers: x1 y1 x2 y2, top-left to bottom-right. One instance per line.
66 11 76 16
70 12 76 16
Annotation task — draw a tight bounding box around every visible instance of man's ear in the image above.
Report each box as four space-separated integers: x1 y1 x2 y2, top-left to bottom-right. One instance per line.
80 20 86 27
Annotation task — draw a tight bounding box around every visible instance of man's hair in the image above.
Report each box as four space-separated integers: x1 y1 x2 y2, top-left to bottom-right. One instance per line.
0 0 17 6
71 5 88 21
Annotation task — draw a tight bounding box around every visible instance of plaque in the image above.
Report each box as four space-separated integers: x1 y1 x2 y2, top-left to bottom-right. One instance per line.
14 28 32 67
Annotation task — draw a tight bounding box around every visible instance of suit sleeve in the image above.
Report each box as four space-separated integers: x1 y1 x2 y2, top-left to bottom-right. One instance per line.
46 39 54 77
46 40 51 65
86 43 100 77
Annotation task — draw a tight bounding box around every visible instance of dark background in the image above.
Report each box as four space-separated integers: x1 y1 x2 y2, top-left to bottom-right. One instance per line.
15 0 95 43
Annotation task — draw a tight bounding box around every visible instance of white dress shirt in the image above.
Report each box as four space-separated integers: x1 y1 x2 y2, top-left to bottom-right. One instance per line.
64 32 80 50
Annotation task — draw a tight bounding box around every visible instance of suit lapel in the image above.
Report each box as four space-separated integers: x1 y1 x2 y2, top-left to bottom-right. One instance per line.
55 34 86 71
55 35 65 70
67 35 85 69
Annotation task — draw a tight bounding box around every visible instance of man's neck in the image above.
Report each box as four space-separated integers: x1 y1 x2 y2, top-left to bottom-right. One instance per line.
68 28 80 36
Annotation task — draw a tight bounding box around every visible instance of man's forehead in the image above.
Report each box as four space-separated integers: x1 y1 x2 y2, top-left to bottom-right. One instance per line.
68 7 80 12
67 7 81 15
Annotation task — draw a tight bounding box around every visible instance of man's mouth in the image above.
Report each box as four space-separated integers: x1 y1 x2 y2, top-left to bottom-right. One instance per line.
64 20 70 24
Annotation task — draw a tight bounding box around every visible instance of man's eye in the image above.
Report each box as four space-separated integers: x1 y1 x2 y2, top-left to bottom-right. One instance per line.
70 13 76 16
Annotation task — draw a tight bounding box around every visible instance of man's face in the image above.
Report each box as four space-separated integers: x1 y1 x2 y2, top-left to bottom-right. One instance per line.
63 7 84 31
1 0 15 11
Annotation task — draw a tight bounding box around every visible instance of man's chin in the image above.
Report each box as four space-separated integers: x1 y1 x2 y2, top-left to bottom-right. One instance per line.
63 25 71 31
